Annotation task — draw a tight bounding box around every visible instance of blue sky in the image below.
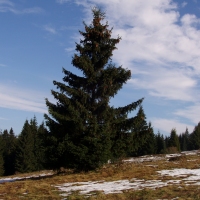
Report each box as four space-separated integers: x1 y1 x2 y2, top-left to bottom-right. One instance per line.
1 0 200 136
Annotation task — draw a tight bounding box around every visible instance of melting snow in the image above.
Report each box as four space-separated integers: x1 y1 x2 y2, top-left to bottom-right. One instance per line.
0 172 53 184
123 155 163 163
158 168 200 182
55 150 200 197
1 150 200 197
56 169 200 197
56 179 169 196
158 168 200 179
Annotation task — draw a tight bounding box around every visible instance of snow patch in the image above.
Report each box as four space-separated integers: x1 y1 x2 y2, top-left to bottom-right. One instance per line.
0 172 53 184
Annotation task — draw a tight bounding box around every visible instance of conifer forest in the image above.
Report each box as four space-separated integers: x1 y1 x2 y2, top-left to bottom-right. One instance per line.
1 8 200 176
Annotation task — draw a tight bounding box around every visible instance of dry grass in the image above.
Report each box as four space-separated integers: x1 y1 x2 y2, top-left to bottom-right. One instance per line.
0 151 200 199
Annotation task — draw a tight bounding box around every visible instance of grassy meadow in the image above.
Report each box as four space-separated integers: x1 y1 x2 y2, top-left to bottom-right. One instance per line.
1 151 200 199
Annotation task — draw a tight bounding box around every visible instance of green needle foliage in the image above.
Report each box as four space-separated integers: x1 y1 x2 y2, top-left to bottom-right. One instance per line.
45 8 143 171
15 120 36 173
2 128 16 175
0 133 4 176
15 117 46 173
189 123 200 150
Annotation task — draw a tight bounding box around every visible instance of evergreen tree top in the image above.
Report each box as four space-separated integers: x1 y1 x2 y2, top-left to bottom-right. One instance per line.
92 7 105 19
73 8 121 77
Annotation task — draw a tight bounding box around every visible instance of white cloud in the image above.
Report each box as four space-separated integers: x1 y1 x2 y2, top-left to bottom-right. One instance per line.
0 0 13 6
71 0 200 133
152 118 194 134
0 0 14 12
43 24 57 34
73 0 200 99
181 14 200 26
56 0 69 4
174 103 200 125
0 117 8 120
21 7 44 14
129 66 197 101
87 5 198 79
0 0 43 14
0 84 47 113
65 47 75 53
181 1 187 8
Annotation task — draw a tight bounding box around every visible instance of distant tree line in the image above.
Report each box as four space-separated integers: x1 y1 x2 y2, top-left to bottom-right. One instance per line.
0 116 200 176
0 116 47 176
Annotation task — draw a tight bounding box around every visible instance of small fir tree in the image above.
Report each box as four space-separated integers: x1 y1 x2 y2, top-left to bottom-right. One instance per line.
16 117 47 173
0 153 4 176
179 128 190 151
45 8 143 171
155 131 166 154
129 106 155 156
0 133 4 176
190 122 200 150
15 119 36 173
168 129 180 152
34 122 48 171
2 128 16 175
142 122 156 155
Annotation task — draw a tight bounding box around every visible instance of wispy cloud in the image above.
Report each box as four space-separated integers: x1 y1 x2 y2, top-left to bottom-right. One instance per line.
0 117 8 120
72 0 200 101
0 0 43 14
21 7 44 14
181 1 188 8
59 25 79 31
0 64 6 67
152 118 194 134
71 0 200 133
0 84 47 113
65 47 75 53
0 0 13 6
0 0 14 12
43 24 57 34
129 66 197 101
56 0 70 4
174 103 200 125
0 0 14 6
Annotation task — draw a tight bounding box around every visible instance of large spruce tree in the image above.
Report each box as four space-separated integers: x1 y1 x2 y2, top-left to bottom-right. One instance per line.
45 8 143 171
